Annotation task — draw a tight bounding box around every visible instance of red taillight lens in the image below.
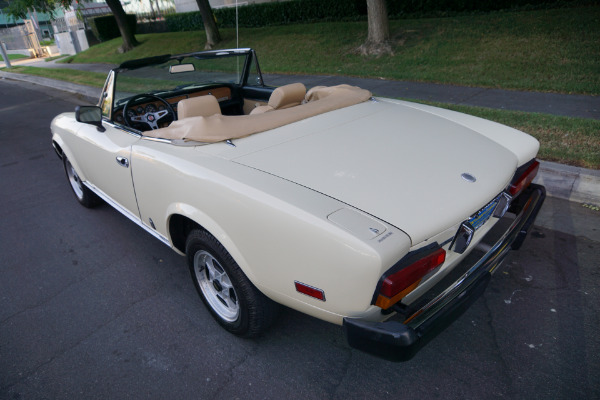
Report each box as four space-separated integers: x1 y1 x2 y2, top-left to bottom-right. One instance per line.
380 248 446 298
509 160 540 197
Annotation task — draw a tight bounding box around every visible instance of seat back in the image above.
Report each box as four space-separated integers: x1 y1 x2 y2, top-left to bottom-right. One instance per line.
178 95 221 119
250 83 306 115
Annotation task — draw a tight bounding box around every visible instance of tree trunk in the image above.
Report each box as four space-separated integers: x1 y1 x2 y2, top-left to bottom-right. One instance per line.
195 0 221 50
359 0 392 56
105 0 140 53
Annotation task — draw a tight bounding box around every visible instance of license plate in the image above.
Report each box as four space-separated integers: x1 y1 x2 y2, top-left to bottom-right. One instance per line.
468 198 499 231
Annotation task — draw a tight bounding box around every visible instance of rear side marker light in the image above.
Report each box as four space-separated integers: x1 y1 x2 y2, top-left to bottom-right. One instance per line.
509 160 540 197
376 248 446 309
295 281 326 301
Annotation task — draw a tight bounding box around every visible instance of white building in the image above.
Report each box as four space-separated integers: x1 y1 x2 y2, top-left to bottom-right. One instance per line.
175 0 276 14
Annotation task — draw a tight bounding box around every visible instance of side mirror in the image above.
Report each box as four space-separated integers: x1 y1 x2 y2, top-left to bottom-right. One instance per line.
75 106 105 132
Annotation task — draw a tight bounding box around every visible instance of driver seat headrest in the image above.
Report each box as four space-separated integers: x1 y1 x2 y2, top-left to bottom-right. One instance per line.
178 95 222 119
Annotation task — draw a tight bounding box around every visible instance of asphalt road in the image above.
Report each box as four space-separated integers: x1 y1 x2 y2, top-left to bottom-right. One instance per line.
1 79 599 399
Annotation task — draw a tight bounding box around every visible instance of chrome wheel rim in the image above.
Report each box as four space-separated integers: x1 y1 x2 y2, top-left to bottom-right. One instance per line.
65 159 84 200
193 250 239 322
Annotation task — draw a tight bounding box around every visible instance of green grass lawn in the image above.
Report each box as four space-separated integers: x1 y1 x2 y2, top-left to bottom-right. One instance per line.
62 5 599 95
5 66 109 87
6 54 29 60
2 5 598 168
5 63 597 168
45 55 69 62
413 101 600 169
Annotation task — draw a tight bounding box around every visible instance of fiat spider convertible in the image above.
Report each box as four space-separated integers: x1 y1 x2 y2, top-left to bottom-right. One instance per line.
51 48 546 361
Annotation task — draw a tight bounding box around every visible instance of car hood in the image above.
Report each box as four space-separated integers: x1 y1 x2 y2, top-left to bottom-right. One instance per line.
230 98 518 244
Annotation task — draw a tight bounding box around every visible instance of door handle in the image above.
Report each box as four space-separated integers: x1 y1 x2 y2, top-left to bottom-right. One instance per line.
116 156 129 168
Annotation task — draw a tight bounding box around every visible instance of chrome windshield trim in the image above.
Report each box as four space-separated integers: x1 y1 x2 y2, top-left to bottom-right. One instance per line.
141 136 173 144
140 136 210 146
102 119 143 138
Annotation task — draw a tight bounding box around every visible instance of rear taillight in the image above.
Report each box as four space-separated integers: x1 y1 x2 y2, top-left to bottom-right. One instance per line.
509 160 540 197
375 248 446 309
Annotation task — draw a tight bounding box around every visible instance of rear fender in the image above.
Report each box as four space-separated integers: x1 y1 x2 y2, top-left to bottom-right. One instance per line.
165 202 258 283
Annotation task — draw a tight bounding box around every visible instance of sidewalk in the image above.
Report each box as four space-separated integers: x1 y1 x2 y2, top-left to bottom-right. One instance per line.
264 73 600 120
2 58 599 204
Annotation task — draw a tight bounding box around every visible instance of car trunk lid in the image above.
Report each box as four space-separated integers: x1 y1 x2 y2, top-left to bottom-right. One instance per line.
230 99 517 244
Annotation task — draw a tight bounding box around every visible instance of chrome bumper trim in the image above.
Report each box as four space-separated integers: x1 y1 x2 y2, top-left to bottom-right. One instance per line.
343 183 546 361
407 183 545 329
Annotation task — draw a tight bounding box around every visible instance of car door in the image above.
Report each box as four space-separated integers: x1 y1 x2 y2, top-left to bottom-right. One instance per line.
71 122 141 219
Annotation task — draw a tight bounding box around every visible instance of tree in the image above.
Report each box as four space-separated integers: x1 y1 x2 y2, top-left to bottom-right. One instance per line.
5 0 139 53
358 0 392 56
195 0 221 49
105 0 139 52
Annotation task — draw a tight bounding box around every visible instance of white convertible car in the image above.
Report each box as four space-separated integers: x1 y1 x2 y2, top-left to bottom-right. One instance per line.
51 48 546 361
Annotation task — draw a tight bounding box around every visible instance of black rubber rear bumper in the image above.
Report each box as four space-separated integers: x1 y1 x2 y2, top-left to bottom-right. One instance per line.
343 184 546 362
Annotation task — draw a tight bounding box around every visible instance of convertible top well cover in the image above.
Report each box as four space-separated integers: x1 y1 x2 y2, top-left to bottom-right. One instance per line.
145 85 372 142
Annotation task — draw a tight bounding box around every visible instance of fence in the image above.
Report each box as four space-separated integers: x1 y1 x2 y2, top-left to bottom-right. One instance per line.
1 5 179 56
0 25 29 50
0 20 48 57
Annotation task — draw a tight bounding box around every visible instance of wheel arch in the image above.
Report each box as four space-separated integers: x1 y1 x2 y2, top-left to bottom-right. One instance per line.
166 208 258 284
51 133 91 183
168 213 202 254
52 139 64 160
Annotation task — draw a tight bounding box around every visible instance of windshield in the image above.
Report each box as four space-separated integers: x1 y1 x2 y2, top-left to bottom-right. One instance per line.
113 52 250 106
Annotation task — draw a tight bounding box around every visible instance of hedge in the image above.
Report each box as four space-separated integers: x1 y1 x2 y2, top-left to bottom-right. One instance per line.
385 0 574 16
166 0 364 31
165 0 584 32
89 14 138 42
214 0 365 28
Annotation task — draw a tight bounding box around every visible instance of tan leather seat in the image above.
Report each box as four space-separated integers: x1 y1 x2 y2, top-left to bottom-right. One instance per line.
178 95 221 119
250 83 307 115
146 84 373 143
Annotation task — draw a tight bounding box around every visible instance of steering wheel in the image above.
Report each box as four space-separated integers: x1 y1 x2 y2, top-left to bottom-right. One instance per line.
123 94 176 131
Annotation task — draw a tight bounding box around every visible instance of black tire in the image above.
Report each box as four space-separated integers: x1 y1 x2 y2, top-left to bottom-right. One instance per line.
186 229 279 337
63 156 103 208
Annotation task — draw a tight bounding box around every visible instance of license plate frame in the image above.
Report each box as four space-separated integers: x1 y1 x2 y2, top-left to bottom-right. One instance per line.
468 197 499 231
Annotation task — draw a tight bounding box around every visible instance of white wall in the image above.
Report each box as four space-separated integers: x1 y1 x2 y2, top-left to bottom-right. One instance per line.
6 49 33 57
54 32 75 55
175 0 200 12
75 29 89 52
54 29 89 55
174 0 275 13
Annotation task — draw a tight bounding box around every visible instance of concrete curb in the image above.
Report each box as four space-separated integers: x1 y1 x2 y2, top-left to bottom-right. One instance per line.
535 161 600 205
2 69 599 205
1 70 101 101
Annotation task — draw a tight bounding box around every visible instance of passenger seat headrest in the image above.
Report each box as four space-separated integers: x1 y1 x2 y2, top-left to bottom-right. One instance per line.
268 83 307 110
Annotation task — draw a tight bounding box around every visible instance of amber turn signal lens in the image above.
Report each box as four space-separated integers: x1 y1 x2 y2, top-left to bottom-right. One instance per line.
509 160 540 197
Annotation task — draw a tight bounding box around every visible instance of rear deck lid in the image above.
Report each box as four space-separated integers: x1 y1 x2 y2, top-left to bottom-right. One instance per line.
232 99 517 244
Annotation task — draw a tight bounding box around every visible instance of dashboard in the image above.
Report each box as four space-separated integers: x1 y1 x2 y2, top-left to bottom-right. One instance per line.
112 86 234 128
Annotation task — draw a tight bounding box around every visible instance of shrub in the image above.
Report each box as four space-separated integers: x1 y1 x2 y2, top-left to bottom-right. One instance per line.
165 0 364 31
164 0 583 32
89 14 138 42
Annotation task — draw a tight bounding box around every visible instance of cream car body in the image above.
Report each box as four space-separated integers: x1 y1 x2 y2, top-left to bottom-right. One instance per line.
51 49 546 361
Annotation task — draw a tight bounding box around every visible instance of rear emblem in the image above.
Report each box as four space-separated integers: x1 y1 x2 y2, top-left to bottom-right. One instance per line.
461 173 477 183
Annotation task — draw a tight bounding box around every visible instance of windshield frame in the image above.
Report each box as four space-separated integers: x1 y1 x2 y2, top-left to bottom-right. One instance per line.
106 48 261 116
